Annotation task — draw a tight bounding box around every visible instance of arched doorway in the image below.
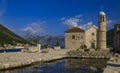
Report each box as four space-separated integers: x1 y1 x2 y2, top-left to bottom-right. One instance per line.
91 42 95 49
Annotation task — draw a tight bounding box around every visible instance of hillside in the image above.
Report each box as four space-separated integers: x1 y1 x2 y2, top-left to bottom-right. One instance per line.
0 24 29 45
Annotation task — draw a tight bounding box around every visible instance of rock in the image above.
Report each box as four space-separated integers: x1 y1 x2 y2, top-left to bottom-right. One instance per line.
4 63 10 69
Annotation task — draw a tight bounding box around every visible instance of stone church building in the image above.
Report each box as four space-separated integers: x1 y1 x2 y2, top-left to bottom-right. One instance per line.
65 10 107 49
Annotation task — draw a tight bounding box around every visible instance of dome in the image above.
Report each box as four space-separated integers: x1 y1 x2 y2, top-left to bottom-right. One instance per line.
99 11 105 15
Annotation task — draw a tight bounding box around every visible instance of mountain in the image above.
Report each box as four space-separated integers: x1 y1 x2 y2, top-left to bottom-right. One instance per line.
38 35 65 48
23 35 65 48
107 29 114 47
0 24 29 45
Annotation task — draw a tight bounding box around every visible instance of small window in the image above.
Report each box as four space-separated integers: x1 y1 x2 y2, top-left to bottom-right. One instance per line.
72 35 75 39
92 33 95 36
102 17 104 22
81 36 83 39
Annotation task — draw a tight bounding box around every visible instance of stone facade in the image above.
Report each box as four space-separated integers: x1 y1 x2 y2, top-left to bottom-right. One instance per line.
85 26 98 49
65 11 107 49
113 24 120 52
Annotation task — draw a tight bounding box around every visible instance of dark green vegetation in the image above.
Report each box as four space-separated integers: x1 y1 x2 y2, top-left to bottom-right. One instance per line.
107 29 114 47
0 24 29 46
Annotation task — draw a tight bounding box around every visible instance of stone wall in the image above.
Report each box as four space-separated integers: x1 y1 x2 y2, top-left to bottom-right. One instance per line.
65 32 85 49
66 49 110 59
21 46 39 53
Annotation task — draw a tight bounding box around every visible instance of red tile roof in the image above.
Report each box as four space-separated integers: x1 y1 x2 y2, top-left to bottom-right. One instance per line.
115 24 120 26
114 24 120 29
65 27 84 33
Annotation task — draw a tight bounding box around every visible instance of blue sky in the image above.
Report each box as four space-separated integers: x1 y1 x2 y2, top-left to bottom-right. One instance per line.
0 0 120 36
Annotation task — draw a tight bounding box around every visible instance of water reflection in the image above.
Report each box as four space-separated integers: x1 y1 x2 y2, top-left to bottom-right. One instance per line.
65 59 108 73
0 59 108 73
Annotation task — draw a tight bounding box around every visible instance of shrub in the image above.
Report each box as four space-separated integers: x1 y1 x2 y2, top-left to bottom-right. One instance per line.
95 46 100 51
80 45 87 49
84 49 89 52
44 44 48 49
55 42 60 46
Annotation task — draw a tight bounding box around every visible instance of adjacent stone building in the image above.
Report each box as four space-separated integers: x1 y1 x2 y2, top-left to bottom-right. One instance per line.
65 10 107 49
65 27 85 49
113 24 120 52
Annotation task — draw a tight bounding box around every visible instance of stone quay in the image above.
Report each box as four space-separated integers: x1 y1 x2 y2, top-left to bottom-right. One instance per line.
0 49 70 70
0 48 113 71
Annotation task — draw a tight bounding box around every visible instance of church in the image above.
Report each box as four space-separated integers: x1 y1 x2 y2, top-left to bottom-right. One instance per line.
65 10 107 50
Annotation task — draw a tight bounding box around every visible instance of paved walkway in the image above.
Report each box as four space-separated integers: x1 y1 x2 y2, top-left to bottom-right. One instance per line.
0 49 71 70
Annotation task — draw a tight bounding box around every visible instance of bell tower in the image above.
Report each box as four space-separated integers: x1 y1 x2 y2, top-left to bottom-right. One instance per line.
98 10 106 49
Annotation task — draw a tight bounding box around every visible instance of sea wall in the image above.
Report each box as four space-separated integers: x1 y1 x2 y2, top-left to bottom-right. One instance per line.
66 49 111 59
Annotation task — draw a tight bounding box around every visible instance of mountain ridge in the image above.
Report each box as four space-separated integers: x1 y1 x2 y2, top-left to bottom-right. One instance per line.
0 24 29 45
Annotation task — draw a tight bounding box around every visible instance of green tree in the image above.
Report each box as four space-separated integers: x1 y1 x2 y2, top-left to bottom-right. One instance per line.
44 44 48 49
55 42 60 46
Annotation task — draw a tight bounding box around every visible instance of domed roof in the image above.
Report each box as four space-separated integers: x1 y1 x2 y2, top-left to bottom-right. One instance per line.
99 11 105 15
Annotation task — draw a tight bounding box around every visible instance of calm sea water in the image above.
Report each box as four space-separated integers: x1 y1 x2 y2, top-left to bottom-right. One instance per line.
0 48 21 53
0 59 108 73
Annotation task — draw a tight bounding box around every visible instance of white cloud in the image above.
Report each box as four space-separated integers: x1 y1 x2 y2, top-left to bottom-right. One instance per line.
78 22 95 30
107 20 114 25
62 14 115 31
61 15 97 30
61 14 82 27
106 20 115 30
21 21 45 35
63 18 79 27
0 0 7 16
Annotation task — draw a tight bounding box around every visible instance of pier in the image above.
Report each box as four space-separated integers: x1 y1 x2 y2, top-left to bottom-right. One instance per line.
0 49 70 70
